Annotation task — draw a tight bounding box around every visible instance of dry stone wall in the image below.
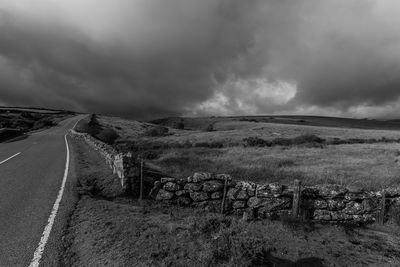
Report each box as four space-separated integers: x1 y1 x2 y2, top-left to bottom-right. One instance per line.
151 172 400 224
70 130 135 191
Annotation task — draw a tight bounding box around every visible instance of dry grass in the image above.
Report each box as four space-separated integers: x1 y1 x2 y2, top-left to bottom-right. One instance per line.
98 116 156 139
100 115 400 146
64 135 400 266
147 143 400 189
98 115 400 190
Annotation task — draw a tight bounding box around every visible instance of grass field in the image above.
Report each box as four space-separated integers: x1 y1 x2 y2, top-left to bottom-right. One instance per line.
147 144 400 189
64 138 400 266
100 115 400 145
97 115 400 190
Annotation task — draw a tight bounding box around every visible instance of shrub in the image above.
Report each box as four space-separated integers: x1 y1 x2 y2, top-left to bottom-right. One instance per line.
173 121 185 129
293 134 324 145
74 120 91 133
88 114 100 127
20 111 34 119
239 118 258 122
145 126 169 137
87 114 101 136
32 118 55 130
193 141 224 148
242 137 271 147
271 137 293 146
0 128 22 142
95 128 119 144
205 123 215 132
11 119 34 130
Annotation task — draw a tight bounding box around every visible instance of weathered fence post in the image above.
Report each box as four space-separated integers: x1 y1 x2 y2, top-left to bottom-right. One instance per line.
379 190 386 225
220 176 228 214
292 179 302 218
139 158 144 204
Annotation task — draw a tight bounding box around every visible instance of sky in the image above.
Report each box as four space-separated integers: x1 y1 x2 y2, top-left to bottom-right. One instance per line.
1 0 400 120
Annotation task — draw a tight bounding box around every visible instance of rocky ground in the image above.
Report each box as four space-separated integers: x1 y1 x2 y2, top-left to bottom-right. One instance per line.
60 138 400 266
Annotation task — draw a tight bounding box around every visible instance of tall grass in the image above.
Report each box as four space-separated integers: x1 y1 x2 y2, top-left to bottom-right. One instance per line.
148 144 400 188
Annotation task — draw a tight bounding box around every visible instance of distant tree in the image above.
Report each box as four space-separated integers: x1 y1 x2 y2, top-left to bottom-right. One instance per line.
173 121 185 130
145 126 169 137
88 114 99 127
87 114 101 135
96 128 119 144
205 123 215 132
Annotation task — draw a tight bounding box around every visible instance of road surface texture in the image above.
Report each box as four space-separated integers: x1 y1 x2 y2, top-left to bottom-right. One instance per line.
0 115 85 266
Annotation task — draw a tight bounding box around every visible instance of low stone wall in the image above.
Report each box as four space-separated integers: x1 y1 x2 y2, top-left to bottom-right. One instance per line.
70 130 135 191
151 172 400 224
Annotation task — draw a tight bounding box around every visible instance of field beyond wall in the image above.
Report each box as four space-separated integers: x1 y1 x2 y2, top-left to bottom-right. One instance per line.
97 115 400 190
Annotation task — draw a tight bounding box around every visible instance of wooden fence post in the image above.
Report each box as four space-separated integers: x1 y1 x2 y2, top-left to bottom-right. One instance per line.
379 190 386 225
139 158 144 204
292 179 301 218
220 177 228 214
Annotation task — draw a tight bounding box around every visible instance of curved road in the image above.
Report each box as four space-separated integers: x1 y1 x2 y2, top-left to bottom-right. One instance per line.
0 115 85 266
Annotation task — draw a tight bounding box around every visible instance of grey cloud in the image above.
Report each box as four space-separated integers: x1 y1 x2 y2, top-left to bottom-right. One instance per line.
1 0 400 119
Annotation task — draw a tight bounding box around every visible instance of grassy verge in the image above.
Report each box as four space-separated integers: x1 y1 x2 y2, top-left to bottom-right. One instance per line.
62 137 400 266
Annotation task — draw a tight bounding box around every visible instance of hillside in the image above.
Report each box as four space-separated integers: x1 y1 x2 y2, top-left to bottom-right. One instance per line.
0 107 75 142
150 115 400 131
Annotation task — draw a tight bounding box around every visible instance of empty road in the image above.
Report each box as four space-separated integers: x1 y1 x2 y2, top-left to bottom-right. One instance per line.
0 115 85 266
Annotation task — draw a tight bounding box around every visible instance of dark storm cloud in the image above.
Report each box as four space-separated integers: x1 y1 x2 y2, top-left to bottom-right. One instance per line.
1 0 400 119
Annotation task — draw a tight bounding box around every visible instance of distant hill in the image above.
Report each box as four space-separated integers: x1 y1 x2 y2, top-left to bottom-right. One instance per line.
0 107 75 142
150 115 400 131
0 106 76 114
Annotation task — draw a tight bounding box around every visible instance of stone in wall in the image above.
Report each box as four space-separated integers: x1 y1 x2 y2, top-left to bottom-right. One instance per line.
383 187 400 197
256 183 284 198
184 183 203 192
149 181 162 199
232 200 246 209
211 191 223 199
176 190 189 197
343 201 364 215
312 200 328 209
308 184 348 199
156 189 175 200
175 178 187 185
327 199 346 211
163 182 180 192
202 180 224 192
191 172 213 183
190 191 209 202
227 188 249 200
161 177 176 183
313 210 332 221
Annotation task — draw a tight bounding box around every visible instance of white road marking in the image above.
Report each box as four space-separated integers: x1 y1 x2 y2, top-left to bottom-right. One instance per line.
28 134 70 267
0 152 21 165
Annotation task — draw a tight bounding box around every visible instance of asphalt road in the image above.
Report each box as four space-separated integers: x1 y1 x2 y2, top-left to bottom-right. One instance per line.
0 115 85 266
